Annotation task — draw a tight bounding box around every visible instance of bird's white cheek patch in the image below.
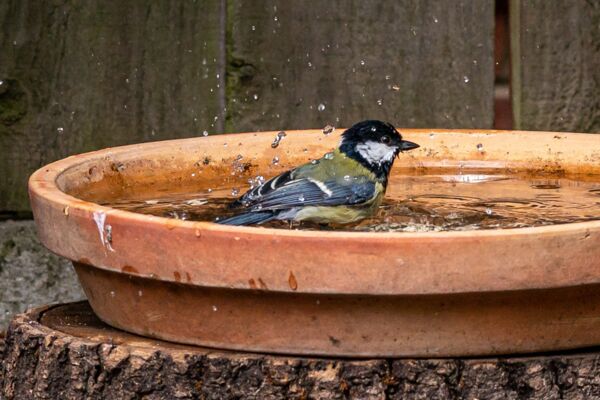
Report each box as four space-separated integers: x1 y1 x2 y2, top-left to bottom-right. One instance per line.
356 142 397 165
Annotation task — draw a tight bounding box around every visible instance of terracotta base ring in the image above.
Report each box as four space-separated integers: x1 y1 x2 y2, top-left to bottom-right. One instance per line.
74 262 600 357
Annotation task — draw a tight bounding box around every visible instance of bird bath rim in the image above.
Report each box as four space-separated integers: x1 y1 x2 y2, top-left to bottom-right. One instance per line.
29 128 600 297
28 128 600 357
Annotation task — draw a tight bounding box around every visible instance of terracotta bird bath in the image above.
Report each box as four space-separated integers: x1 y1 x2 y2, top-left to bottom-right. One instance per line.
28 129 600 357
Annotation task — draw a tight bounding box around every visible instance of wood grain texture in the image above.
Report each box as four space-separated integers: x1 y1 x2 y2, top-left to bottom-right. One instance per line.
511 0 600 132
226 0 495 133
4 302 600 399
0 1 224 211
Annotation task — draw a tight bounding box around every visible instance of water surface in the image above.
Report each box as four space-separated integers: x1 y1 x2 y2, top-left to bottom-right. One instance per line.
97 169 600 232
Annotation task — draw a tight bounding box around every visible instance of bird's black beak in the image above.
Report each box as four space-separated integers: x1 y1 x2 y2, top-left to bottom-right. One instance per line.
399 140 420 152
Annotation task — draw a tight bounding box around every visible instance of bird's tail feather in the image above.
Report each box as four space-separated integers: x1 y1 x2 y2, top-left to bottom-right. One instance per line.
217 211 276 226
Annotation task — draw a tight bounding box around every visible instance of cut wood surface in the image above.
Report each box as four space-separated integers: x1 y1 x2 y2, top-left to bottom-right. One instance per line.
3 302 600 399
510 0 600 132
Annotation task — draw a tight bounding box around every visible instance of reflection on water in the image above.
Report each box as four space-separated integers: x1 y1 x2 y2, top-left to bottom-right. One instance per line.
99 170 600 232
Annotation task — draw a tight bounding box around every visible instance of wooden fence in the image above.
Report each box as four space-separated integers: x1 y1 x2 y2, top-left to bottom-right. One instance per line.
0 0 598 211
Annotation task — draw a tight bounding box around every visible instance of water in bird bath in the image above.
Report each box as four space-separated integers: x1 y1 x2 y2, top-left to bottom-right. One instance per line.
94 168 600 232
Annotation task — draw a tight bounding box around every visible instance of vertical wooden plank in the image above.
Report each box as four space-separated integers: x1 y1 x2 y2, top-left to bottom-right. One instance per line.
511 0 600 132
226 0 495 133
0 1 224 211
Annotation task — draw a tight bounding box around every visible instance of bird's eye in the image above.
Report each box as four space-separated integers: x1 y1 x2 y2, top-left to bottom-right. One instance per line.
380 136 390 144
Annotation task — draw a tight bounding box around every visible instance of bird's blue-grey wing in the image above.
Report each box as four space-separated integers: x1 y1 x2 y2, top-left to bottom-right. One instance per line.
249 178 376 211
236 170 294 206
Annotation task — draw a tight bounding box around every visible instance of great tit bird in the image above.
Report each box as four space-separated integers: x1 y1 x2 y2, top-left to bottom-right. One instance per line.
217 120 420 226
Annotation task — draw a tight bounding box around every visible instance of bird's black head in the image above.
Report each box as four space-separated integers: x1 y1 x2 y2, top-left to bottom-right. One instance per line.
339 120 419 181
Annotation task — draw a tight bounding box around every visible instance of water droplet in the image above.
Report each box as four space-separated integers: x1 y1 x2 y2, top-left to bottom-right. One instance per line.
485 208 493 215
317 103 326 112
138 290 143 297
212 305 218 312
271 131 286 148
377 99 383 106
311 159 319 165
343 175 351 181
371 126 377 132
0 80 4 86
324 152 334 160
391 85 400 91
307 61 312 67
251 25 256 31
202 130 209 137
273 16 278 22
255 175 265 186
476 143 484 152
360 60 365 66
322 125 335 135
253 94 259 100
231 188 239 196
57 127 64 133
433 16 438 23
207 188 213 193
110 291 115 298
272 156 279 165
463 75 470 83
298 195 305 202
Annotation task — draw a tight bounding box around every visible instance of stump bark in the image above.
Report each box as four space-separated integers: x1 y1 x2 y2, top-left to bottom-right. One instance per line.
2 302 600 399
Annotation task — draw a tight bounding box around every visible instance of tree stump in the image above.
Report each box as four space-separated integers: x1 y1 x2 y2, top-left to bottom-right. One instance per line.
2 302 600 399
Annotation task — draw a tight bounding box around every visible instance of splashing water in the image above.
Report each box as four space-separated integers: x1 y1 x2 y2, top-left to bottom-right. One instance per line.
98 169 600 232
